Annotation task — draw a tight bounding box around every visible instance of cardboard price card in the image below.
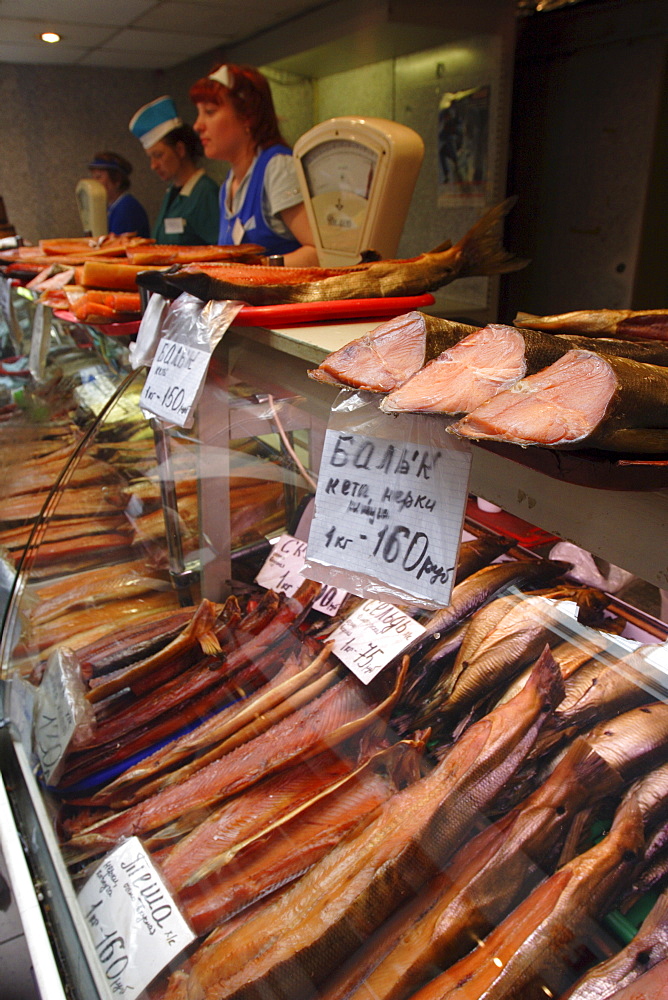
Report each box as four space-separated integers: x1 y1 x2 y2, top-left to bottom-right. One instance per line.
78 838 194 997
307 422 472 609
329 599 426 683
256 534 347 616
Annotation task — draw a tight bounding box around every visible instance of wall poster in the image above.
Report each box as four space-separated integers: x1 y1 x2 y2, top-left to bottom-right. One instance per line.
437 85 490 208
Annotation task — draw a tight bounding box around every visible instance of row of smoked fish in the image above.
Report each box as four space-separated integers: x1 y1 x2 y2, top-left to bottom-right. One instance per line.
0 233 267 323
309 308 668 455
1 198 525 324
36 534 668 1000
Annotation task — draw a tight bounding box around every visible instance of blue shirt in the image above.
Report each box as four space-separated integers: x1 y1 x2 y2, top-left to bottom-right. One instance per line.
108 192 150 238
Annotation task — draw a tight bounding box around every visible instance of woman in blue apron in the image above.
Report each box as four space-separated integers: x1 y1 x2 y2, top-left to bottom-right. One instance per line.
189 64 317 266
130 96 220 246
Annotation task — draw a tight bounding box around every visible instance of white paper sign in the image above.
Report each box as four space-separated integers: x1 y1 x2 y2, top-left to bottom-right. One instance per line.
140 337 210 426
78 838 195 997
307 424 472 608
256 533 347 616
33 658 78 785
7 674 36 756
329 599 426 683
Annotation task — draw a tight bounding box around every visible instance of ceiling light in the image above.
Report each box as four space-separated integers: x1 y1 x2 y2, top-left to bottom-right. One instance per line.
41 32 61 44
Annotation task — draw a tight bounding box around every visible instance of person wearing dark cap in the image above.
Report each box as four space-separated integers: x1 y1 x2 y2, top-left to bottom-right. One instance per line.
189 63 317 264
88 152 150 237
129 96 219 245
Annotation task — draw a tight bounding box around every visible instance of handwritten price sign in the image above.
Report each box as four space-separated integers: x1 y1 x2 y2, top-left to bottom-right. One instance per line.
139 337 211 426
307 424 472 608
78 838 194 996
330 600 426 683
256 534 347 615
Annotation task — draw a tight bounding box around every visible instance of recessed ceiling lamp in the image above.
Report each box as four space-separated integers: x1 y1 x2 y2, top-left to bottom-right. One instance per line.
41 31 61 43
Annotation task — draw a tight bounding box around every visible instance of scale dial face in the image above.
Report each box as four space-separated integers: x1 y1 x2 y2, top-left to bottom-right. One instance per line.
301 139 379 252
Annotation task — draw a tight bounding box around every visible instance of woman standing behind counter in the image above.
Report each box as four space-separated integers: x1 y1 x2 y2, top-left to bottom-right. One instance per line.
189 64 318 265
129 95 220 245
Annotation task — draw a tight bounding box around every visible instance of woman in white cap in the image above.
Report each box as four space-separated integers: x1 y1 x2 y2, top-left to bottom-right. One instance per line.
88 151 150 237
130 96 220 245
189 64 317 265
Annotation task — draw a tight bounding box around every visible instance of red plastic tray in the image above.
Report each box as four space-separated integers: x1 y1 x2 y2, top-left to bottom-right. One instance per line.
231 294 436 327
54 310 141 336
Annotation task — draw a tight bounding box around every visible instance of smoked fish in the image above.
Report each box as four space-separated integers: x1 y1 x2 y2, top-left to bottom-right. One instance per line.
405 794 644 1000
309 312 478 392
449 349 668 453
515 308 668 342
176 741 424 935
320 738 622 1000
159 646 564 1000
380 324 668 416
562 887 668 999
65 660 408 851
154 199 526 306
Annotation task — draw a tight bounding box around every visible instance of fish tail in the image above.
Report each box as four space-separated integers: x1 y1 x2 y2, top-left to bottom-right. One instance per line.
525 644 566 712
451 196 528 278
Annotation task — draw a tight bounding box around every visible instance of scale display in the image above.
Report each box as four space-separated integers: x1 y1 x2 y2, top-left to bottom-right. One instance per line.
301 140 379 255
294 118 424 266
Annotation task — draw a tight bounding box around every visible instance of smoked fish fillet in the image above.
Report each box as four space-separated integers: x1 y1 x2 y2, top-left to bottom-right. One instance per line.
449 349 668 453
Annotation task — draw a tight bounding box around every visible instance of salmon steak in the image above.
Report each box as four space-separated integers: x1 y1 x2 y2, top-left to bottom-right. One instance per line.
380 324 529 415
449 348 668 453
309 312 478 392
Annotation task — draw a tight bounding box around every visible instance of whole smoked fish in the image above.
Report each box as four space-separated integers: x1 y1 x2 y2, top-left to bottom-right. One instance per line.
562 886 668 999
321 738 622 1000
154 199 525 306
405 794 644 1000
515 308 668 342
449 349 668 453
160 646 564 1000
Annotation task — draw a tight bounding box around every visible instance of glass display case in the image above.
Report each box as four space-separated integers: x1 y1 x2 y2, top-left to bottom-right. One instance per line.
0 273 132 632
1 320 667 1000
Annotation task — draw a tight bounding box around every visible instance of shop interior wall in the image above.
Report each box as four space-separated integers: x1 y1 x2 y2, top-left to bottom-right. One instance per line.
501 0 668 319
0 64 171 243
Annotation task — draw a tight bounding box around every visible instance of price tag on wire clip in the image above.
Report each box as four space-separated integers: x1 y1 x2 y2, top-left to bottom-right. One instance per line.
78 837 195 997
256 533 347 616
329 599 426 684
140 336 211 427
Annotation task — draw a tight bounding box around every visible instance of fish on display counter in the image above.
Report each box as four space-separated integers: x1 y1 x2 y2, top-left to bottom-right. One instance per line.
319 737 622 1000
449 349 668 453
403 794 645 1000
146 199 526 306
380 324 668 416
515 309 668 342
157 647 564 1000
308 315 668 399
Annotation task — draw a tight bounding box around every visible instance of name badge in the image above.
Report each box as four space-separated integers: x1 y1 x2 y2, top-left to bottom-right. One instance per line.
164 217 185 235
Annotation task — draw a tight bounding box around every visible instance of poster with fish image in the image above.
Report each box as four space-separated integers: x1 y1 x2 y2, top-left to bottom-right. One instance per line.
437 86 490 208
305 391 473 609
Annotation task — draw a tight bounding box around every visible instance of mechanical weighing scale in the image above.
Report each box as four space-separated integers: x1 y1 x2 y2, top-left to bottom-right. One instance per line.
75 178 108 238
293 116 424 266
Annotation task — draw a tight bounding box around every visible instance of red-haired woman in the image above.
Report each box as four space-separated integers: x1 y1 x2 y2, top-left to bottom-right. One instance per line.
190 63 317 265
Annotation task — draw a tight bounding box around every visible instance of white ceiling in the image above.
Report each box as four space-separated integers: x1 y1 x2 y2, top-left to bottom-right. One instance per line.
0 0 330 69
